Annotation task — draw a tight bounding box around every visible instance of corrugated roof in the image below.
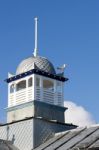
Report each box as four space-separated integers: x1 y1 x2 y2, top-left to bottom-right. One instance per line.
34 125 99 150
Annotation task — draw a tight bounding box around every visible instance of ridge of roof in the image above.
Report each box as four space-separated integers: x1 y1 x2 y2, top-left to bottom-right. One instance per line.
0 116 77 128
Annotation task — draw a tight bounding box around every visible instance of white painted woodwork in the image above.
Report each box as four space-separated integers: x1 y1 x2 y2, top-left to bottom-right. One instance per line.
8 74 64 107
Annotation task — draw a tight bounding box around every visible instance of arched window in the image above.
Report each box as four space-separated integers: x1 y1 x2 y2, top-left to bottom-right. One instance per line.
43 79 54 91
16 80 26 91
10 84 14 93
36 77 40 87
28 77 32 87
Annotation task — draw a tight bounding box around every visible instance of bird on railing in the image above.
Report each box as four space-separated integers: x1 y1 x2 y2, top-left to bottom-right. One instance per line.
57 64 67 76
57 64 67 72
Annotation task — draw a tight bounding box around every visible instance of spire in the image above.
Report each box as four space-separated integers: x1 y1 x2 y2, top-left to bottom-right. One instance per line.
33 17 38 57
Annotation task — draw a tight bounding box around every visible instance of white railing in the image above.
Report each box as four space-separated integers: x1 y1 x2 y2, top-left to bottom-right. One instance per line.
43 89 54 105
9 87 63 107
35 88 63 106
28 87 33 101
35 87 40 101
16 89 26 104
35 88 55 104
9 87 33 106
57 92 62 105
9 94 15 106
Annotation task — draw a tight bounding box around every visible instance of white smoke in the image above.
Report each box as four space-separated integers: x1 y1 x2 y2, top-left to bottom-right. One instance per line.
64 101 95 127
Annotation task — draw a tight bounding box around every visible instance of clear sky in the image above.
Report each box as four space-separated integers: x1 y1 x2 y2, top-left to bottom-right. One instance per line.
0 0 98 123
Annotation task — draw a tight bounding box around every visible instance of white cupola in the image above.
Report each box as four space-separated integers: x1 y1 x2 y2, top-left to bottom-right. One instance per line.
7 55 66 107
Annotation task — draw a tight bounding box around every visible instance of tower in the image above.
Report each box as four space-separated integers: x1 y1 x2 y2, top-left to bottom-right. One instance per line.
5 18 68 123
4 18 77 149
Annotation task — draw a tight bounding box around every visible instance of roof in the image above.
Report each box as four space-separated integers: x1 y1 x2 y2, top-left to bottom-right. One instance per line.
0 139 19 150
0 116 76 129
5 69 68 83
16 56 56 75
34 125 99 150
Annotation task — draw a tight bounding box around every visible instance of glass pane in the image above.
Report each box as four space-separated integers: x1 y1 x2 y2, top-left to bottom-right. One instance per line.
43 79 54 91
16 80 26 91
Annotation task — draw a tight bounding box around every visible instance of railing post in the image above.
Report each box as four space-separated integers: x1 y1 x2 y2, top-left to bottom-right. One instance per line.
33 75 36 100
54 80 57 105
26 78 28 102
40 76 43 101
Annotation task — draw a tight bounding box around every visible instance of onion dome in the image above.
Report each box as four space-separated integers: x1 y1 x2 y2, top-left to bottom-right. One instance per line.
16 56 56 75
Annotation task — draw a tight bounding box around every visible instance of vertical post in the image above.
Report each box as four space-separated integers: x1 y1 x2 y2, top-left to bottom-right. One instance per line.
34 17 38 57
26 78 28 102
14 84 16 106
33 74 36 100
8 83 10 107
40 76 43 101
54 80 57 105
62 82 64 106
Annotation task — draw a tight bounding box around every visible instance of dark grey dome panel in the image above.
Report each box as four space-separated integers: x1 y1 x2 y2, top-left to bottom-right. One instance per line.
16 56 56 75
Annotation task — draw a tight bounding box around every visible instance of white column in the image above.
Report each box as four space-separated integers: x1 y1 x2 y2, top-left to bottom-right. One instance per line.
61 82 64 106
8 83 16 107
40 76 43 101
8 84 10 107
26 78 28 102
33 74 36 100
54 80 57 105
14 84 16 106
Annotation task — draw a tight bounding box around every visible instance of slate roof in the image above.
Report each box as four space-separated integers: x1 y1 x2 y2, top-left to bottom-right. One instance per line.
34 125 99 150
0 139 19 150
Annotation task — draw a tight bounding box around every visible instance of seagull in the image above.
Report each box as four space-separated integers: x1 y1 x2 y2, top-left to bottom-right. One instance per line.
57 64 67 73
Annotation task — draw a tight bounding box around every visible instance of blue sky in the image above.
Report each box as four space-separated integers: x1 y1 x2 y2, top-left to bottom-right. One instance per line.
0 0 98 123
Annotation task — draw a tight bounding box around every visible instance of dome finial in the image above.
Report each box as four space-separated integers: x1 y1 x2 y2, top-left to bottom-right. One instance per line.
33 17 38 57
